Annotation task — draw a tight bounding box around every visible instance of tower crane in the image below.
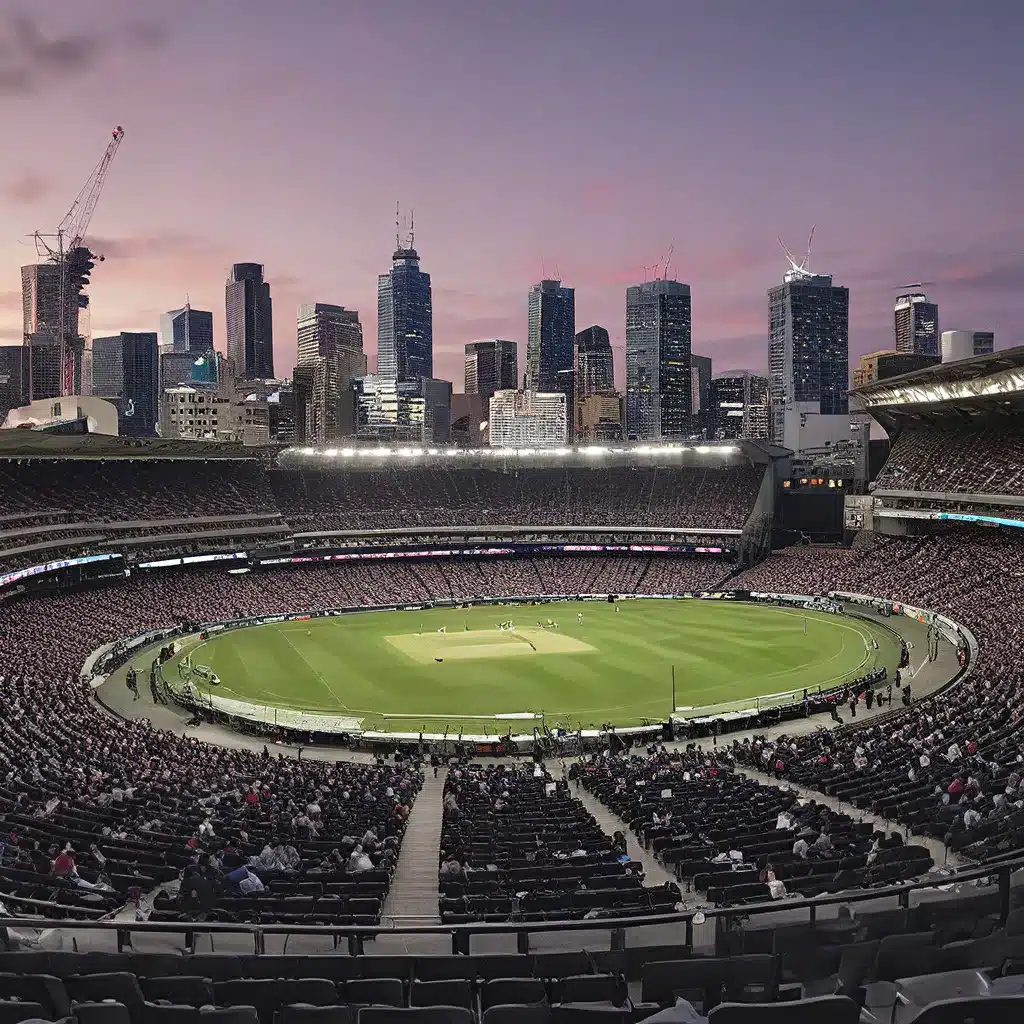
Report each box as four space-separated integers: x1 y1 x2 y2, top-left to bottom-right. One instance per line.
31 126 125 397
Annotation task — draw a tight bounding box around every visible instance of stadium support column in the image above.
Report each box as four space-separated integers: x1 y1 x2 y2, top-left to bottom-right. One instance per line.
671 664 676 716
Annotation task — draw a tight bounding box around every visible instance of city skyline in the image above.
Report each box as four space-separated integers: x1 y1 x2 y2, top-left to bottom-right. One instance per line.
0 1 1021 388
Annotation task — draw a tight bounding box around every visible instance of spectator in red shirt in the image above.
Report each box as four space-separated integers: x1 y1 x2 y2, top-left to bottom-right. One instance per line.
53 847 75 877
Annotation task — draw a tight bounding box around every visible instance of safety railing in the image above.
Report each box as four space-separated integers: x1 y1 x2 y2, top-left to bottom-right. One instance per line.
2 855 1020 958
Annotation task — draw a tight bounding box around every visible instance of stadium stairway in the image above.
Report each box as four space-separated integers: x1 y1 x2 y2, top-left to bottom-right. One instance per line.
570 771 683 893
382 768 447 925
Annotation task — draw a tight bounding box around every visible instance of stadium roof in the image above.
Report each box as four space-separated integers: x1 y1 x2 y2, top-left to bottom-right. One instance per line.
850 345 1024 429
0 432 263 460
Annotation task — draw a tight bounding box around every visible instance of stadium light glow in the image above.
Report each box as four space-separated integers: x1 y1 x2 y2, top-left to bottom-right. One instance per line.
280 442 748 460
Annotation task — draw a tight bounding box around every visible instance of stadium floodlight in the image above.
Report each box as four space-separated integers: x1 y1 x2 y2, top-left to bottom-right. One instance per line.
581 446 608 456
549 447 571 456
340 448 355 457
695 445 711 454
427 448 439 455
324 448 339 457
301 447 316 456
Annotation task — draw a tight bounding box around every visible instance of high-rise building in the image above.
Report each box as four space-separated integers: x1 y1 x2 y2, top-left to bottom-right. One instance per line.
295 303 367 443
159 303 214 354
25 333 82 401
352 375 450 444
768 266 849 447
225 263 274 380
291 364 316 444
941 330 994 363
377 237 432 380
710 371 769 440
297 303 364 365
91 332 159 436
575 326 614 397
0 346 24 424
488 389 567 448
690 353 713 436
21 263 84 400
465 340 518 399
894 292 939 357
527 280 575 398
625 278 692 440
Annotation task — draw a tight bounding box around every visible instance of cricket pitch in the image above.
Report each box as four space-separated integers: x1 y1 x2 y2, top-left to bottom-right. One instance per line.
384 626 597 663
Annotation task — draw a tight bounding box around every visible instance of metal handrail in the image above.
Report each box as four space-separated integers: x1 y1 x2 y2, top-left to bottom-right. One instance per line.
2 855 1020 956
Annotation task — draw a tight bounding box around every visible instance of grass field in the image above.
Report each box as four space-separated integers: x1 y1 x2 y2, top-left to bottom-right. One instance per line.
170 600 901 734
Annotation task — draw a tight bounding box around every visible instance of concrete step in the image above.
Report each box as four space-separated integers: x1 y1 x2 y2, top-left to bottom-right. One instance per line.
383 768 447 924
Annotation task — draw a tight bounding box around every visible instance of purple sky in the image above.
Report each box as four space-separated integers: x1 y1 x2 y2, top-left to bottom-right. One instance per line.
0 0 1021 389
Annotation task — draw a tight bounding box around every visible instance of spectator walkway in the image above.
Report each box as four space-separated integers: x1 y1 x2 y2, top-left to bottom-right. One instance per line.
382 769 447 924
568 766 686 894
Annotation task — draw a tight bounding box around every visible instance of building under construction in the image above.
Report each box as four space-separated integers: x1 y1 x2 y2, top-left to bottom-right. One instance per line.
19 127 124 403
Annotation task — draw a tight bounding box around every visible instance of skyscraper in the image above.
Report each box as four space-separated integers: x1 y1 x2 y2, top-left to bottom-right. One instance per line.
21 263 84 400
894 291 939 356
625 279 692 440
0 346 24 424
768 266 849 446
91 332 159 436
690 353 713 436
465 340 518 399
377 231 432 379
297 303 366 369
575 325 614 396
295 303 367 443
159 303 214 354
225 263 274 380
527 280 575 396
710 371 769 440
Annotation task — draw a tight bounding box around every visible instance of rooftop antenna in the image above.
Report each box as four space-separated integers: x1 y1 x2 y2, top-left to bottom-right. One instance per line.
409 209 415 250
395 202 401 251
893 281 936 291
778 223 816 279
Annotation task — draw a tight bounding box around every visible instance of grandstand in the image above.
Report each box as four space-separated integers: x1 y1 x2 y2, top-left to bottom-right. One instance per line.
3 406 1024 1022
852 345 1024 522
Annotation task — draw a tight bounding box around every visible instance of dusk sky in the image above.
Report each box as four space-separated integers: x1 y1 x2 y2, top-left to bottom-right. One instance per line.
0 0 1021 388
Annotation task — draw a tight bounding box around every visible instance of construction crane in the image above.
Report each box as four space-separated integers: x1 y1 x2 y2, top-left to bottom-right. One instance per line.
31 126 125 397
658 243 675 280
779 224 816 279
893 281 936 292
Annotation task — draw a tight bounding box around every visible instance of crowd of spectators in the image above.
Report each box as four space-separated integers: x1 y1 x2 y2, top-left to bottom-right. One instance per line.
875 420 1024 496
271 465 763 532
0 651 421 921
572 747 931 905
729 527 1024 862
0 460 278 520
439 761 679 922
